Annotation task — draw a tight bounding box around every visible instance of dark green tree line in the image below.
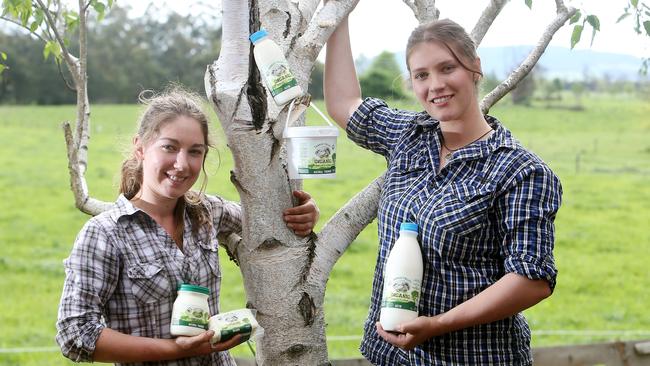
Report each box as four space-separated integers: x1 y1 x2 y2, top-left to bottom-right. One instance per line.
0 3 221 104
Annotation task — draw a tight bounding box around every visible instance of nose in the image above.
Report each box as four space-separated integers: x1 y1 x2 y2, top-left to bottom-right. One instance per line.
173 151 189 171
428 73 444 92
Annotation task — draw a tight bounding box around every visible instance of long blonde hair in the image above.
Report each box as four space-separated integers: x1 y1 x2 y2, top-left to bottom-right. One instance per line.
120 86 214 234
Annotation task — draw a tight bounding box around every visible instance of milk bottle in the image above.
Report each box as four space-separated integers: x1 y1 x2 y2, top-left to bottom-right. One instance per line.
249 28 303 105
380 222 423 331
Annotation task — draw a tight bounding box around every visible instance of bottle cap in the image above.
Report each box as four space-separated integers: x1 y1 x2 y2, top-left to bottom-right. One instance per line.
178 283 210 295
400 222 418 233
249 29 268 44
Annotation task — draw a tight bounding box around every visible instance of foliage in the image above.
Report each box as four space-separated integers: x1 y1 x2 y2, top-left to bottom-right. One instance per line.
569 0 650 74
359 51 407 100
0 2 222 103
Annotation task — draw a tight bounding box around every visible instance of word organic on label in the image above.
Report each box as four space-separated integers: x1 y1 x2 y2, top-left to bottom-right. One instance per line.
381 276 421 312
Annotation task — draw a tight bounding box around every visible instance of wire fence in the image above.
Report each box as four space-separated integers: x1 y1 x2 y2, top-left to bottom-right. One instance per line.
3 330 650 354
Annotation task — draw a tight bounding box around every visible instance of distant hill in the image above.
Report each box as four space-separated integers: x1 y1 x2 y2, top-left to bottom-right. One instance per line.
387 46 646 81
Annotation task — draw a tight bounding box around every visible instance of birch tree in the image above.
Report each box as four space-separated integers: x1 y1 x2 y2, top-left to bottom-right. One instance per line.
1 0 619 364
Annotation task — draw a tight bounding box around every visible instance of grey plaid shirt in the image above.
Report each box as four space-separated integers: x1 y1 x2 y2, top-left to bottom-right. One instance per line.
349 98 562 366
56 194 241 366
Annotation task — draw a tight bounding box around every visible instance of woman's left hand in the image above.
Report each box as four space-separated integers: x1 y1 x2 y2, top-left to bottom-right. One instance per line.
283 190 320 236
375 316 439 350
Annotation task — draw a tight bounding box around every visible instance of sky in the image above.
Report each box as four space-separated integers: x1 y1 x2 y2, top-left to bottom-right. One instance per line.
345 0 648 59
134 0 648 59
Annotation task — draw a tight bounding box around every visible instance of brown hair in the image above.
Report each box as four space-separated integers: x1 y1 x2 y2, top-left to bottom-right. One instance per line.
406 18 483 83
120 85 214 235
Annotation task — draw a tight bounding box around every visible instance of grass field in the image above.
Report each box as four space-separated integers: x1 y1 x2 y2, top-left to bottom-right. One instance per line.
1 95 649 365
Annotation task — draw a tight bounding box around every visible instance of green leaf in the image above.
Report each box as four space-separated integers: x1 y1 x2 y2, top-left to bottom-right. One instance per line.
1 52 7 61
570 10 581 25
0 64 6 75
585 15 600 31
524 0 532 9
616 13 631 23
43 40 61 61
631 0 639 8
571 24 583 49
644 21 650 36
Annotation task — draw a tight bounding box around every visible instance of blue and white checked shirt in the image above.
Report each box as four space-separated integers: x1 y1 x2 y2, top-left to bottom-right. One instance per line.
56 194 241 366
348 98 562 366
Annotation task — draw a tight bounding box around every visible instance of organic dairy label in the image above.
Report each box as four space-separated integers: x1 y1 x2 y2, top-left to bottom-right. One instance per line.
263 61 298 97
209 309 260 344
381 276 421 311
295 141 336 174
171 306 209 329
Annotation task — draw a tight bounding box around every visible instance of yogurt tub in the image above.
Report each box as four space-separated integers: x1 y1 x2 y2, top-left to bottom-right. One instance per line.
209 308 263 344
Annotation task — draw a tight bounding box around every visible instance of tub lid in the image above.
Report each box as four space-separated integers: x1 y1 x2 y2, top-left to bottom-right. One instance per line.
283 126 339 138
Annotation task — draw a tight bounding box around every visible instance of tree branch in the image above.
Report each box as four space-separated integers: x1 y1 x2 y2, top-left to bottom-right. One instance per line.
0 16 49 43
307 174 384 287
296 0 359 63
35 0 80 85
402 0 439 23
480 4 577 114
471 0 509 45
62 122 113 215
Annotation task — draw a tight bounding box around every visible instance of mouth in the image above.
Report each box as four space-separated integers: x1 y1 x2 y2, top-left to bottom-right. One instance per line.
430 95 452 104
166 173 188 183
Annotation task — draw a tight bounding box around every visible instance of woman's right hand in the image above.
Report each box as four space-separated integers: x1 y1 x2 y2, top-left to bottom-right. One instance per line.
175 330 243 354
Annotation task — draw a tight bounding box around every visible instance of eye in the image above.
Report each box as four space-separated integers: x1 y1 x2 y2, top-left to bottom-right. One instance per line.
442 64 457 73
189 148 205 156
413 72 428 80
161 144 177 152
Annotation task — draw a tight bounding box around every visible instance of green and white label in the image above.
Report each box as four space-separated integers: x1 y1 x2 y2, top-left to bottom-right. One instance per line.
381 276 420 311
264 61 298 96
295 141 336 174
172 306 209 329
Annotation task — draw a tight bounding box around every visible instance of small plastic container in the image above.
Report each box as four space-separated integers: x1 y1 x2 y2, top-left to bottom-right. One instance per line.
170 284 210 337
283 100 339 179
250 28 304 105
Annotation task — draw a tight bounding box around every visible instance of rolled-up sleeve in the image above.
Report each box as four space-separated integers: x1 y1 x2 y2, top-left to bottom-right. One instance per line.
347 97 416 158
498 162 562 291
56 219 118 362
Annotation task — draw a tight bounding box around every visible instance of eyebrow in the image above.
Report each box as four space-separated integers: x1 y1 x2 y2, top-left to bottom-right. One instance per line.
158 137 207 149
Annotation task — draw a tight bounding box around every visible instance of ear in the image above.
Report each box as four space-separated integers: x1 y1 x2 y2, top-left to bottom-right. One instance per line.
133 136 144 160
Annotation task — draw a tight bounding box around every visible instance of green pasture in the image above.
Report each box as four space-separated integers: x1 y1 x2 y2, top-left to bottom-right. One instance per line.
0 96 649 365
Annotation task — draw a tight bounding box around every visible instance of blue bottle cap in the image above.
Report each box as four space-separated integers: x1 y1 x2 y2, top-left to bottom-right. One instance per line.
400 222 418 233
249 29 268 44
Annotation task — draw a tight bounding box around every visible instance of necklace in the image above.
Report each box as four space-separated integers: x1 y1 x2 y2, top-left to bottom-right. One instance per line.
442 128 493 160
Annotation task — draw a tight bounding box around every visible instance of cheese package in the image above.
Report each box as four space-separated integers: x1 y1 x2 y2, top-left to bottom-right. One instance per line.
208 308 263 344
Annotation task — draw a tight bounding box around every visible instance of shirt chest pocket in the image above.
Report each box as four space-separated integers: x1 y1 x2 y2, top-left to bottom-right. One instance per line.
383 153 428 201
431 178 496 237
127 259 171 305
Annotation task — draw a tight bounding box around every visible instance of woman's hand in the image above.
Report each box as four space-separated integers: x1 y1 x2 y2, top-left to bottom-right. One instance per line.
283 190 320 236
375 316 441 350
175 330 242 355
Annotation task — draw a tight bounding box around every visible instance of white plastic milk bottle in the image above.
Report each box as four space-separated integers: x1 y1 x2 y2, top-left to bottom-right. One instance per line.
380 222 423 332
249 28 303 105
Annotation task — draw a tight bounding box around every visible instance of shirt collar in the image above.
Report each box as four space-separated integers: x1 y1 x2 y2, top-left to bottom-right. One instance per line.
414 113 519 161
110 194 142 222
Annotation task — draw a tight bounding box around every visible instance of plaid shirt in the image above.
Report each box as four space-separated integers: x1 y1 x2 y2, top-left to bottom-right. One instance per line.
56 194 241 366
348 98 561 366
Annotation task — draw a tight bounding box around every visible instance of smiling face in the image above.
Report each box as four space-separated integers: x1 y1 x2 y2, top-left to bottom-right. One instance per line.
135 115 207 205
408 40 481 123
